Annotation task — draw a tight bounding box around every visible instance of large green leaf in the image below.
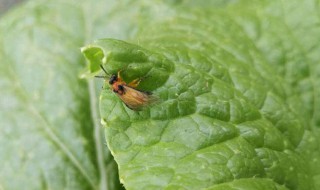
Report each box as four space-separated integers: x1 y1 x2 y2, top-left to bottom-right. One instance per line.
0 0 131 189
1 0 320 190
82 0 320 190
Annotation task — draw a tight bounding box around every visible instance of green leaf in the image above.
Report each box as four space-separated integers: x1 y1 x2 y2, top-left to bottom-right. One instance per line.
2 0 320 190
82 39 174 91
82 0 320 190
0 0 131 189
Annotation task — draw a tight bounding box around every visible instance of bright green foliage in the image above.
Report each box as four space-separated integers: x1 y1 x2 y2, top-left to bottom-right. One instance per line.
0 0 320 190
83 1 320 190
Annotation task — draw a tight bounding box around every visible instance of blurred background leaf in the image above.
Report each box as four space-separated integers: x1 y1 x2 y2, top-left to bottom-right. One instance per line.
0 0 131 189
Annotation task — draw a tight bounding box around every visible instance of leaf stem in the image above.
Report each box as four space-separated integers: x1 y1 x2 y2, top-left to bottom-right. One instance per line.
88 79 108 190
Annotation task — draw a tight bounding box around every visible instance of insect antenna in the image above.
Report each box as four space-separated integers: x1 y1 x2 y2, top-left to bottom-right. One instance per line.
100 64 109 75
94 75 108 78
94 64 110 79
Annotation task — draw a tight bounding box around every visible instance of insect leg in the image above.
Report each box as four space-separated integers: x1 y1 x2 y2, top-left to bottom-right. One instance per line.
127 74 150 88
128 78 142 88
117 70 124 82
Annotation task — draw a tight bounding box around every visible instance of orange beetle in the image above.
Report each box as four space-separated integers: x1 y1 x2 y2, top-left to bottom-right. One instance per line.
98 65 157 110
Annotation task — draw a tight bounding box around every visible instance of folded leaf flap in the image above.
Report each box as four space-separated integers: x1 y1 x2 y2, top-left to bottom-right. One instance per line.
82 39 175 91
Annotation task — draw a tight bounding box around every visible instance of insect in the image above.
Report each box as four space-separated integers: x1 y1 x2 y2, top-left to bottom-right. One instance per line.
97 65 157 111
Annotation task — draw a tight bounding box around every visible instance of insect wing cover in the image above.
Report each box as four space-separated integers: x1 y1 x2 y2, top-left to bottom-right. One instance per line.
117 85 158 110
